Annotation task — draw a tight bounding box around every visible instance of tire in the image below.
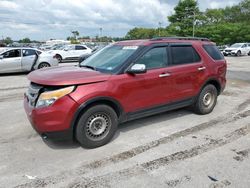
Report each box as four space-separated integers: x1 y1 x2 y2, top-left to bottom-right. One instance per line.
55 54 62 62
236 50 241 57
76 105 118 148
192 84 218 115
248 51 250 56
38 62 50 69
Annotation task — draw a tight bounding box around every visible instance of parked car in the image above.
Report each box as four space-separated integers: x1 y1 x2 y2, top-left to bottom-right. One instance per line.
24 37 227 148
78 45 107 63
49 44 92 62
0 48 58 73
223 43 250 56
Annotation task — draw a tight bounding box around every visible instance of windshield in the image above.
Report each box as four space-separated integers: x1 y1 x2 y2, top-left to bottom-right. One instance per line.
80 44 139 73
230 43 243 48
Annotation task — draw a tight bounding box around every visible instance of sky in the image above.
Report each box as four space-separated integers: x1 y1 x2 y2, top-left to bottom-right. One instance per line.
0 0 242 41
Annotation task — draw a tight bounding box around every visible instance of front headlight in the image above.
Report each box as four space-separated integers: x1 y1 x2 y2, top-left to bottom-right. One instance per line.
36 86 75 108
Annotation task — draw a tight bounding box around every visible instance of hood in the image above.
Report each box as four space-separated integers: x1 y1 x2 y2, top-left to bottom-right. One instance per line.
225 47 238 51
28 66 111 86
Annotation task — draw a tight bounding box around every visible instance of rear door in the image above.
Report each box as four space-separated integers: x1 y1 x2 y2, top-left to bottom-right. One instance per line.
0 49 22 73
163 43 206 101
75 45 88 57
21 49 37 71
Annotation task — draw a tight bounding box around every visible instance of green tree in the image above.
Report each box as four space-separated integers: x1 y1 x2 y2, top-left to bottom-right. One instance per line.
71 30 80 39
125 27 169 39
19 38 31 43
168 0 201 36
3 37 13 44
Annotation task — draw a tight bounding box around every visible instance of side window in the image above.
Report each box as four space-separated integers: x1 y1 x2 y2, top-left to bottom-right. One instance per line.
242 44 247 48
2 49 21 58
23 49 36 57
76 45 87 50
170 45 201 65
203 45 224 60
136 47 167 69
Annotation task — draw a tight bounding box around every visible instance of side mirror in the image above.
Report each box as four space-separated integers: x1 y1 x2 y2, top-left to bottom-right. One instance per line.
127 64 146 74
0 55 3 59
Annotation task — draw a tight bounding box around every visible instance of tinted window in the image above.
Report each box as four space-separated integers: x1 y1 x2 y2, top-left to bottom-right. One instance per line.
2 49 21 58
171 46 200 65
22 49 36 56
76 45 87 50
203 45 224 60
136 47 167 69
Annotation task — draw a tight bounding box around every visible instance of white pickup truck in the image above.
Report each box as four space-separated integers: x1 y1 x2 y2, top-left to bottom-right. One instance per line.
49 44 92 62
223 43 250 56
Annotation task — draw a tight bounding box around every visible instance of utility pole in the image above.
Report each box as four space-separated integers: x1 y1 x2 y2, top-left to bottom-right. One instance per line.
192 11 195 37
158 22 162 37
99 28 103 38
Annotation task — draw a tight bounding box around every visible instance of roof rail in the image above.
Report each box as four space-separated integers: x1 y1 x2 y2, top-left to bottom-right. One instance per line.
150 37 211 42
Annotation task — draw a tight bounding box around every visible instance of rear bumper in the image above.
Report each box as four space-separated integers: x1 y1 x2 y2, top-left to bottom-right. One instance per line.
24 95 78 140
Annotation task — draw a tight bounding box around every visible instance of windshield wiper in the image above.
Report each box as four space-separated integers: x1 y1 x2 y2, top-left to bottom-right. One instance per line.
80 65 96 71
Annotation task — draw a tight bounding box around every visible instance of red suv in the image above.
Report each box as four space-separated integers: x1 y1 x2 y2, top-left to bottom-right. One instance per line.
24 37 227 148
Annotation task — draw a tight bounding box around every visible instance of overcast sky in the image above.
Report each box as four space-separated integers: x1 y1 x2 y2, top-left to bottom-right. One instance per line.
0 0 241 41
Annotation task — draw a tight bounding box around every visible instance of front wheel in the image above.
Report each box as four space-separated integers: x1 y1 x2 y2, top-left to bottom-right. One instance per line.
192 84 218 115
236 50 241 57
76 105 118 148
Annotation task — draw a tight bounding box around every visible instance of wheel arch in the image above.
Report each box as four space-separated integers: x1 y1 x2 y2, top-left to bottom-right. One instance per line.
70 97 124 137
200 78 222 95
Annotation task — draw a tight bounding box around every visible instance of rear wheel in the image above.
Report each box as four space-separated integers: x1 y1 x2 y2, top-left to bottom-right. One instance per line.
192 84 218 115
76 105 118 148
38 62 50 69
55 54 62 62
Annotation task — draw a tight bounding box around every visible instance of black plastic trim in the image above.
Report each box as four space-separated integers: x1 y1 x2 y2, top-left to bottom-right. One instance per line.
125 97 195 122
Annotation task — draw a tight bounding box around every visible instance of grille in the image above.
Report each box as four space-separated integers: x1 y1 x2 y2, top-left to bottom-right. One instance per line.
26 83 43 107
225 50 232 52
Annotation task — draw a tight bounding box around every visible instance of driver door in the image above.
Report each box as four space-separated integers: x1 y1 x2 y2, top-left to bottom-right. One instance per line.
113 46 173 113
0 49 22 73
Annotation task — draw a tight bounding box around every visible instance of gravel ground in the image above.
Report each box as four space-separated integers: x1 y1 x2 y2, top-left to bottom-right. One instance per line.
0 57 249 188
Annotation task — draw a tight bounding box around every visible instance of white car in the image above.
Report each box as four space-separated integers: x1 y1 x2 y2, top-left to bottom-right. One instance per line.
0 48 58 73
49 44 92 62
223 43 250 56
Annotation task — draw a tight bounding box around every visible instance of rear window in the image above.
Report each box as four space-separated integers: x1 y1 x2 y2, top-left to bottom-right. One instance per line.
170 46 201 65
203 45 224 60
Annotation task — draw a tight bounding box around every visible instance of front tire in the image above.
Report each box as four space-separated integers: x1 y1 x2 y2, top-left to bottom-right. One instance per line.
193 84 218 115
236 50 241 57
76 105 118 148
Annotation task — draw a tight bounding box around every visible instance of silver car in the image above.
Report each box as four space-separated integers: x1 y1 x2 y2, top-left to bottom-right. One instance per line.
0 48 58 73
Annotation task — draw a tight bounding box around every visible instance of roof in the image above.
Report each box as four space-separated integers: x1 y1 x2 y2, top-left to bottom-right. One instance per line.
115 37 213 46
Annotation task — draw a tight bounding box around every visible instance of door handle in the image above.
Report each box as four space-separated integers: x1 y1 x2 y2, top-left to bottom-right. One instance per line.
198 66 206 71
159 73 171 78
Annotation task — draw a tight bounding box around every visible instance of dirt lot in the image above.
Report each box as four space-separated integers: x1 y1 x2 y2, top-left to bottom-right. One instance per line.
0 57 249 188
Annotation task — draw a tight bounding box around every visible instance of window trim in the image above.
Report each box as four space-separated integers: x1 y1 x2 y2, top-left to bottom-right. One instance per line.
202 44 224 61
134 46 169 70
169 44 201 66
22 49 36 57
2 49 21 58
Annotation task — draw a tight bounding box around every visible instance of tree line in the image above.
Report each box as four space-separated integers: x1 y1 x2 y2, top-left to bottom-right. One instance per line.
125 0 250 45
